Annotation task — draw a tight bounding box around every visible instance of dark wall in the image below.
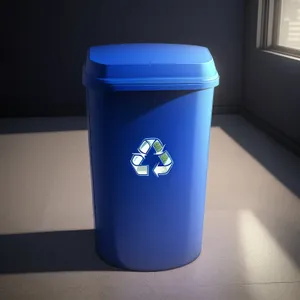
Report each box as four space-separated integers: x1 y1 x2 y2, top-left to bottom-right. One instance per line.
244 0 300 145
1 0 245 118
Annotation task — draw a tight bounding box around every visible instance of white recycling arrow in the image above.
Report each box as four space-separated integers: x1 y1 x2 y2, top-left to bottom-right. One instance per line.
130 138 174 177
131 153 149 176
138 139 155 154
153 163 173 177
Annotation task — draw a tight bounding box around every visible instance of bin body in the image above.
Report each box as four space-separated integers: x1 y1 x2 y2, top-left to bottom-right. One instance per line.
83 44 219 271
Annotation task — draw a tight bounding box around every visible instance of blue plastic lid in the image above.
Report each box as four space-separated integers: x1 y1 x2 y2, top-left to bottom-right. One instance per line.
83 44 219 91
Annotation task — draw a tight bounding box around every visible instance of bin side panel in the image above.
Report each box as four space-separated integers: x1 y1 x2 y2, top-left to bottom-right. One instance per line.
88 88 214 271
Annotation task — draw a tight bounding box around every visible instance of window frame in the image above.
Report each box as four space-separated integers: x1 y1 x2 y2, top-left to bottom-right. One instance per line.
258 0 300 58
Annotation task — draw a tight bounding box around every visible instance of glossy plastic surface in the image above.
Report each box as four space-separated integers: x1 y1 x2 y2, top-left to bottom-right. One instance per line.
83 43 219 271
86 88 214 271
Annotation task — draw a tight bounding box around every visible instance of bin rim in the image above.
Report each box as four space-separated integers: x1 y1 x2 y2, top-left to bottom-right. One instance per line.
83 43 220 91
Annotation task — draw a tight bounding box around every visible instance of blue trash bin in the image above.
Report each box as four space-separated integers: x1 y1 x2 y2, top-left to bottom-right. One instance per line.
83 43 219 271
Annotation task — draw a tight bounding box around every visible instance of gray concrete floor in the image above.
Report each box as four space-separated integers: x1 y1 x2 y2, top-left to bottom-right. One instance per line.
0 115 299 300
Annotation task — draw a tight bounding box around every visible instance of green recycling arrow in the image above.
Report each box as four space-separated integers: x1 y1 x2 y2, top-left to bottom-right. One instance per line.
152 140 173 177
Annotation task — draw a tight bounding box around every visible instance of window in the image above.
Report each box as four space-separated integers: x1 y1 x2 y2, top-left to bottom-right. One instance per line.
258 0 300 56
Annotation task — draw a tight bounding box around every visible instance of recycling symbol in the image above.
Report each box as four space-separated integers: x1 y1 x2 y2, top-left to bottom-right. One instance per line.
130 138 174 177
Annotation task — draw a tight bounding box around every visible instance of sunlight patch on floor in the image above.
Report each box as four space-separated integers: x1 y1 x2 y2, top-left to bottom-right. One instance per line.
238 210 300 283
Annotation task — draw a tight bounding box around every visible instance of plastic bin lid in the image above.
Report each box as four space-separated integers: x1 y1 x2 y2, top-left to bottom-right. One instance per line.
83 43 219 91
